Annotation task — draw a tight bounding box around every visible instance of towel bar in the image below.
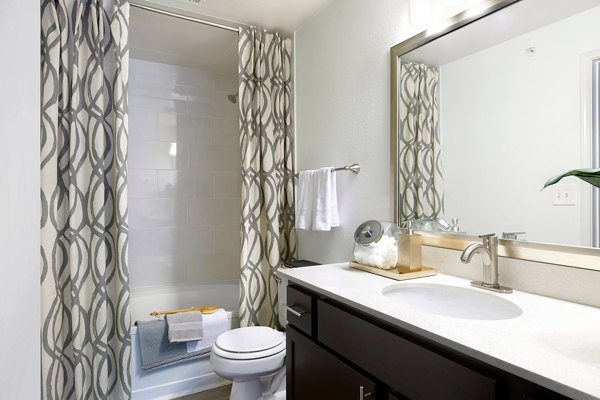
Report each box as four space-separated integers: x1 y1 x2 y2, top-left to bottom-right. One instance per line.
294 163 360 178
150 305 218 317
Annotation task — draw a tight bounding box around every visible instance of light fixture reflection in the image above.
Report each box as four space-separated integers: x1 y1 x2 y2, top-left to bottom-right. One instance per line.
169 143 177 157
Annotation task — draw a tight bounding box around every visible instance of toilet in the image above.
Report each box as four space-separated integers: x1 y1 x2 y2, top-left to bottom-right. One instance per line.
210 326 286 400
210 276 289 400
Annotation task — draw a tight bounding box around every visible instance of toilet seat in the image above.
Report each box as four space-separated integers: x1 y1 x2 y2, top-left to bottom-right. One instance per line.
213 327 285 360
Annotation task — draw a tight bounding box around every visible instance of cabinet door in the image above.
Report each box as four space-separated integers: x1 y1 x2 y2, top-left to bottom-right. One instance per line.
318 300 497 400
287 325 378 400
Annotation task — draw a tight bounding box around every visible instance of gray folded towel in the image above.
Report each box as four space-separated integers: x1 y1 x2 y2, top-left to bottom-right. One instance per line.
136 319 210 372
166 311 203 343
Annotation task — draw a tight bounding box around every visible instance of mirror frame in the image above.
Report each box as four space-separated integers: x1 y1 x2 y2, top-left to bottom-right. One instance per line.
390 0 600 271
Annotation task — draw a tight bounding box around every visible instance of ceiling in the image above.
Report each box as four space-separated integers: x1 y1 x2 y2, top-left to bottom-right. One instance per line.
146 0 336 33
130 6 239 73
129 0 334 73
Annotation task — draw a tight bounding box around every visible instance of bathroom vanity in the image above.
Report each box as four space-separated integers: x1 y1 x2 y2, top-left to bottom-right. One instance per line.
279 263 600 400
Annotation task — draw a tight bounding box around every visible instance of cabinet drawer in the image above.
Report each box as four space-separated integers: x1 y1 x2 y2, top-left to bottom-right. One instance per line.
286 285 315 336
318 299 497 400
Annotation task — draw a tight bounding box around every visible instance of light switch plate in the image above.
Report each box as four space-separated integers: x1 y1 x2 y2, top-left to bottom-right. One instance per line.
552 184 576 206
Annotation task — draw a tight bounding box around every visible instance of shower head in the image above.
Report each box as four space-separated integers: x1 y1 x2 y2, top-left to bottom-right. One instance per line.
227 93 238 104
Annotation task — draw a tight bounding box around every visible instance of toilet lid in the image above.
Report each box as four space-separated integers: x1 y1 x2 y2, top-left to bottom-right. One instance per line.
215 326 284 353
213 327 286 360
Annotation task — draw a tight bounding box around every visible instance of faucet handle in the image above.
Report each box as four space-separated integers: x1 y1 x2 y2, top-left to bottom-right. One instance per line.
502 232 526 240
478 233 497 246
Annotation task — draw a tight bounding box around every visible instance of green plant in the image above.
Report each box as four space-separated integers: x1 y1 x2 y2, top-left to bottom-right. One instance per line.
543 168 600 190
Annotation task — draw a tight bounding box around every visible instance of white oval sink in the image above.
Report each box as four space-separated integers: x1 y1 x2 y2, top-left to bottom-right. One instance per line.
382 283 522 320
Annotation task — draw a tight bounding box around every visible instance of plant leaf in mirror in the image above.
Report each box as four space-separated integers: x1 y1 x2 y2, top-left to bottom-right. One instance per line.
542 168 600 190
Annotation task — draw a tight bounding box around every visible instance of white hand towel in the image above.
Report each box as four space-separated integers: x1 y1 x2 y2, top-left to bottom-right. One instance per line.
312 167 340 231
295 170 315 230
186 308 229 353
166 311 203 343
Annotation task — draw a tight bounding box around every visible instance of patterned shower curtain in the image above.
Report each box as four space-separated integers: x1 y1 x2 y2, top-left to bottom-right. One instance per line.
238 28 296 328
398 61 445 222
41 0 131 398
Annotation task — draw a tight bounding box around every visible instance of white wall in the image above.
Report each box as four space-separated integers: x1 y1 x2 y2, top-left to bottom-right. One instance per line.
441 6 600 245
295 0 487 263
128 59 241 292
0 3 40 399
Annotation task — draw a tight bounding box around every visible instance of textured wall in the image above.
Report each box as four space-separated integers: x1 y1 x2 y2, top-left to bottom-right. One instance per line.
0 2 40 398
128 59 241 289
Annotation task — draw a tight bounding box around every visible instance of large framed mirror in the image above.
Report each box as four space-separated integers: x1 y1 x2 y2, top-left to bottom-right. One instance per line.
391 0 600 270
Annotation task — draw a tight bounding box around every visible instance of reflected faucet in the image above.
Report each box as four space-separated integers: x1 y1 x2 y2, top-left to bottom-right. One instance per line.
461 234 513 293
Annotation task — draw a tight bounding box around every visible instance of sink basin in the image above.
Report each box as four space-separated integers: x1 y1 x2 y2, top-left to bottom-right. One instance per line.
382 283 522 320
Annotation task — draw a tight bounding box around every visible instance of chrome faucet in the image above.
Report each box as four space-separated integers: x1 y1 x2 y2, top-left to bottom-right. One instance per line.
461 234 512 293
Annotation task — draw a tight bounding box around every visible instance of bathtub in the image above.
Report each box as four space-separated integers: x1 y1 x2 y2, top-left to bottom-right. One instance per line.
130 280 240 400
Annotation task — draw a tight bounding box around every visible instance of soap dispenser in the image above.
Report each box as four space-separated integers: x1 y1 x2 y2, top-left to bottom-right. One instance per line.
449 218 465 234
449 218 460 233
396 221 423 273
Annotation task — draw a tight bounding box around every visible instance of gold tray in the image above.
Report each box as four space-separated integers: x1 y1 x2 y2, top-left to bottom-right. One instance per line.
349 261 437 281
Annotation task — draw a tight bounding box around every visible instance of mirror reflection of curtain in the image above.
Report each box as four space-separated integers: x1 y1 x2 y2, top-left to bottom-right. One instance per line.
238 28 296 328
399 61 445 222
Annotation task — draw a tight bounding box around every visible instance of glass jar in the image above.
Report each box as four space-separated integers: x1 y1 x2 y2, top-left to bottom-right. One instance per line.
353 220 400 270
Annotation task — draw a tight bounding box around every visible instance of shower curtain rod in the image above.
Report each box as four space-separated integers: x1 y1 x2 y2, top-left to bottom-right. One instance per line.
130 2 240 33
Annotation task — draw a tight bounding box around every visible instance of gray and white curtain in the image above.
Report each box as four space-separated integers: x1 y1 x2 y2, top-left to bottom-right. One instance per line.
238 28 296 328
41 0 131 398
399 61 445 221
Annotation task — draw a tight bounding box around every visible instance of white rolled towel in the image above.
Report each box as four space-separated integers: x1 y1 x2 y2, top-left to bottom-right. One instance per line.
185 309 230 353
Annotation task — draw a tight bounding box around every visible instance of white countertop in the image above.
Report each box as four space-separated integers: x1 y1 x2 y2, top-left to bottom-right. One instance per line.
278 263 600 400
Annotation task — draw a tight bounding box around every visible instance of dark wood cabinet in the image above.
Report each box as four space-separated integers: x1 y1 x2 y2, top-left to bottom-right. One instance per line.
318 299 496 400
285 284 570 400
287 325 378 400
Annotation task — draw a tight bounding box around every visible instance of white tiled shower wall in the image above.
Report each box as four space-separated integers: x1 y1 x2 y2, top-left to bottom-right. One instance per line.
128 59 241 289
